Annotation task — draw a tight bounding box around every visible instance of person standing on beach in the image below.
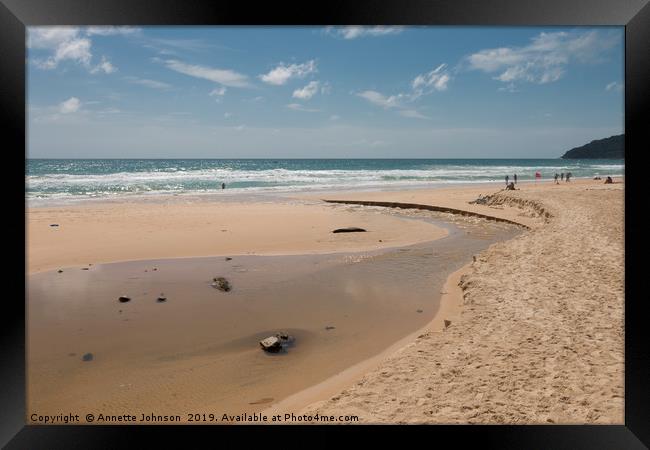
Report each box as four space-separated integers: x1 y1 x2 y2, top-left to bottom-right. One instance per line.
554 173 559 184
221 182 226 189
505 175 509 186
561 172 564 181
566 172 572 182
514 174 517 185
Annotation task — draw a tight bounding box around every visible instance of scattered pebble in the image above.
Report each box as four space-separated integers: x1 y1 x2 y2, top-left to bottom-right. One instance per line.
57 269 63 273
417 309 423 313
157 294 167 303
152 268 157 271
49 224 59 227
325 326 336 331
225 257 232 261
118 296 131 303
211 277 232 292
81 267 89 270
82 353 93 362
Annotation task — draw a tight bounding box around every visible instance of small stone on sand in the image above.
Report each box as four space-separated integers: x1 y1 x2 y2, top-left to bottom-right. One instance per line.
118 296 131 303
82 353 93 361
212 277 232 292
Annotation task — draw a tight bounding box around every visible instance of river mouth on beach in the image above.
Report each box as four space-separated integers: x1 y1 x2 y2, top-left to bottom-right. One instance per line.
27 210 520 422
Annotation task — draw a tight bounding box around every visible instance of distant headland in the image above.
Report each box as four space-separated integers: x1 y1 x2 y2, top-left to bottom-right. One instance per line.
561 134 624 159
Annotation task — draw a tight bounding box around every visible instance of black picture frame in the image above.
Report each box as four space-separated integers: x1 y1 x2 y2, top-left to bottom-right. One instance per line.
3 0 649 447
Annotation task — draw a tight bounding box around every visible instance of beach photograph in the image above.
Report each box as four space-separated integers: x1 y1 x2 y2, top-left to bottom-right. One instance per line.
26 26 625 425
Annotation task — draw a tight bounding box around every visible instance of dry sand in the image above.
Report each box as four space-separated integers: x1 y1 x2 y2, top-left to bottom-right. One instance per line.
299 179 624 424
26 199 447 274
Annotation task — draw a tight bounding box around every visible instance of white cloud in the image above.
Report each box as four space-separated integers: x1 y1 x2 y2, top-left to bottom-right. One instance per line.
329 114 340 121
605 81 623 92
286 103 320 112
467 30 618 86
28 26 119 72
356 90 404 109
259 60 316 85
498 83 520 93
90 56 117 74
124 76 171 90
292 81 320 100
85 26 141 36
210 86 227 96
164 59 250 88
28 27 80 48
326 26 404 40
59 97 81 114
320 82 332 95
399 109 429 119
412 64 450 96
224 112 232 118
356 62 448 118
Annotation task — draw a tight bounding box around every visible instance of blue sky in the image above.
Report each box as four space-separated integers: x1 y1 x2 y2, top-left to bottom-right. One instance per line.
27 26 624 158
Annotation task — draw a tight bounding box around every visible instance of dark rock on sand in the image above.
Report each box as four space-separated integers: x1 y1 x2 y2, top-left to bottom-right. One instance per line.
417 309 423 313
157 295 167 303
118 296 131 303
325 326 336 330
260 333 295 353
225 257 232 261
260 336 282 352
212 277 232 292
332 227 366 233
50 224 59 227
444 320 452 329
57 269 63 273
82 353 93 361
81 267 89 270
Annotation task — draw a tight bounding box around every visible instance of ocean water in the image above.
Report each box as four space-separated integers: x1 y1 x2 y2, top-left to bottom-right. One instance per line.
26 159 624 205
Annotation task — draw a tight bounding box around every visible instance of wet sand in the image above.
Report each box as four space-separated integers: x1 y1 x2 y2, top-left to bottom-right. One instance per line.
27 211 520 422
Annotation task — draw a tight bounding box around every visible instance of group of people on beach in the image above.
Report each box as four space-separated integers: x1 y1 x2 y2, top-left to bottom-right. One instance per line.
505 171 580 187
554 172 572 184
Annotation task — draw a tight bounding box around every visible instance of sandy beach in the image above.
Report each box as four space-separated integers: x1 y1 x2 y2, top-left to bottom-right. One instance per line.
26 178 624 424
298 178 624 424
